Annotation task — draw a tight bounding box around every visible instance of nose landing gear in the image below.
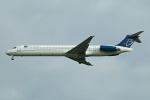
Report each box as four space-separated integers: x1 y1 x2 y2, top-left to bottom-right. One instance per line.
11 55 14 60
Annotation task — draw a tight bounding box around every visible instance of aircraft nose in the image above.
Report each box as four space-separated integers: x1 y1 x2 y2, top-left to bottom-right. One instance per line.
6 51 10 55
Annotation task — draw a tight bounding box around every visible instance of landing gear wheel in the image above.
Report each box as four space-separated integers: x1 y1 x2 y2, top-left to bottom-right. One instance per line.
79 61 82 64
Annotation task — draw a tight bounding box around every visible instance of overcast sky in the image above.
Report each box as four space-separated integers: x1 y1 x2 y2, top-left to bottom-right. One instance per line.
0 0 150 100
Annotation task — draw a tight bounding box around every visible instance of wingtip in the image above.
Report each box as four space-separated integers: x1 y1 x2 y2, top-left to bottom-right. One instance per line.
88 62 93 66
139 31 144 33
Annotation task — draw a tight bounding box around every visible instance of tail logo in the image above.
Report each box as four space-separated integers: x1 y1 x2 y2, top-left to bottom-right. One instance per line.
126 39 134 47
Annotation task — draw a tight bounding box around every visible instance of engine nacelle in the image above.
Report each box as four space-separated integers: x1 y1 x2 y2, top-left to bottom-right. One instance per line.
100 45 120 51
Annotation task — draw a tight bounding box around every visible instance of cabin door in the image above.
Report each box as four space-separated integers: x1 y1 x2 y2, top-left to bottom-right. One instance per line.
17 46 21 52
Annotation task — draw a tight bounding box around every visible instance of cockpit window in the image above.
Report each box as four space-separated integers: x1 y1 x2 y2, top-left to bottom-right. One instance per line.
12 47 16 49
24 46 28 48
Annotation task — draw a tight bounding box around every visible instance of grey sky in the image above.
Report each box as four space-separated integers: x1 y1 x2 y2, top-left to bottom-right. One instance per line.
0 0 150 100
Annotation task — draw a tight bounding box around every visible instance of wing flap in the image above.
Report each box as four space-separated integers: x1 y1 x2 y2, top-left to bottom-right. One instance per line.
67 57 93 66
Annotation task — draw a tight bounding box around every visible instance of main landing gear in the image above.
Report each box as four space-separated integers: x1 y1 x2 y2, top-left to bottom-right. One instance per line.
11 55 14 60
78 60 82 64
78 55 84 64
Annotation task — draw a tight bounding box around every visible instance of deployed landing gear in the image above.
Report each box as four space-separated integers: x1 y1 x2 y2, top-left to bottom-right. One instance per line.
78 55 82 59
78 55 84 64
78 60 82 64
11 55 14 60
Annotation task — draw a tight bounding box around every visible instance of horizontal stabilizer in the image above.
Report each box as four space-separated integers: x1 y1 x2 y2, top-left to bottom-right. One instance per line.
128 31 144 38
136 38 142 43
128 31 143 43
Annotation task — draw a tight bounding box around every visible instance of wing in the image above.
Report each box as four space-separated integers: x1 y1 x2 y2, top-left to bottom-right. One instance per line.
66 36 94 66
67 36 94 54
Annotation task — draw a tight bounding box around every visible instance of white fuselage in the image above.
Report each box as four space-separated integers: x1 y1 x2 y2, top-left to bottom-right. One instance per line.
6 45 132 58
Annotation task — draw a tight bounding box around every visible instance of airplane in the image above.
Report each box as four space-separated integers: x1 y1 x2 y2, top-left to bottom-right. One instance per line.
6 31 143 66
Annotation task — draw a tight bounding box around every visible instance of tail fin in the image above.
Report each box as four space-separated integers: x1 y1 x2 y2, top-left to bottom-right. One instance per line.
117 31 144 47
